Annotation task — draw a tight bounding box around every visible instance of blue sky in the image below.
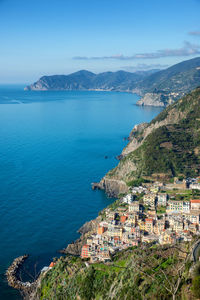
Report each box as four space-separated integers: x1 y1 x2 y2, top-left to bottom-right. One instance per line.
0 0 200 83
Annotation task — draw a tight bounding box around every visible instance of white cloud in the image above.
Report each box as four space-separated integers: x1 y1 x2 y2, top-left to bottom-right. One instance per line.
73 42 200 61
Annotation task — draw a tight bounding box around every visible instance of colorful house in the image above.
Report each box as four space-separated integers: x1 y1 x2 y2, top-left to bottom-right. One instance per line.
190 199 200 210
81 245 90 258
145 218 154 233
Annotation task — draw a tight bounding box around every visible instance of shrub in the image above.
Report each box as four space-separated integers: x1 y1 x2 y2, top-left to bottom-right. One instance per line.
192 275 200 298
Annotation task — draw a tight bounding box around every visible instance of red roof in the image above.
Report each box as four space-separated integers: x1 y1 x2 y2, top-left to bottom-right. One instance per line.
82 244 89 249
49 262 56 268
191 199 200 203
145 218 153 222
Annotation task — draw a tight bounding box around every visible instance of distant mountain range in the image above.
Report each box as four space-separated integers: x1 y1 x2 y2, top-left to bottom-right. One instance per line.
25 69 158 92
25 57 200 106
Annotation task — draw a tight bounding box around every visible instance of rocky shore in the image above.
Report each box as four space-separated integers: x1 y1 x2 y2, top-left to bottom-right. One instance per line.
92 178 128 197
136 92 168 106
64 216 102 255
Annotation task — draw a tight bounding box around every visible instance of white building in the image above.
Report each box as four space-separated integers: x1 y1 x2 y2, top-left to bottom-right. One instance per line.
132 186 147 194
143 194 156 208
157 193 168 207
190 183 200 190
129 202 140 213
182 201 190 212
122 194 134 204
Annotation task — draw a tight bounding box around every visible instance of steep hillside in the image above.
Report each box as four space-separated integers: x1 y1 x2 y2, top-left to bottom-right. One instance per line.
137 57 200 106
138 57 200 94
34 240 199 300
25 70 96 91
99 88 200 196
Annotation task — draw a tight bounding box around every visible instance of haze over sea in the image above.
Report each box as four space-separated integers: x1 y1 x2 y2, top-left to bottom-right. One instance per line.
0 85 162 299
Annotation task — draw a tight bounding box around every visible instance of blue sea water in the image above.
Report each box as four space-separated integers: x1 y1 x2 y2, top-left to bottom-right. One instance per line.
0 85 162 299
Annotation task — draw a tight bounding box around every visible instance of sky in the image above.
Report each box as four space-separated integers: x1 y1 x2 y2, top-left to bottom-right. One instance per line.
0 0 200 83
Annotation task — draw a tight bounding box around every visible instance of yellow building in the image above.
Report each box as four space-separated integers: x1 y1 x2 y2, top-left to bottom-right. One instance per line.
143 194 156 207
167 200 183 212
138 220 145 231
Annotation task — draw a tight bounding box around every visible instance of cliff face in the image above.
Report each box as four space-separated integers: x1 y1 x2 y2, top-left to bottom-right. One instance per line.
136 92 175 107
97 178 129 197
26 79 50 91
99 88 200 196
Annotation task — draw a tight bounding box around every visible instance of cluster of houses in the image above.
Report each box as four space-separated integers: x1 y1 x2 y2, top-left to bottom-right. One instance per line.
81 177 200 263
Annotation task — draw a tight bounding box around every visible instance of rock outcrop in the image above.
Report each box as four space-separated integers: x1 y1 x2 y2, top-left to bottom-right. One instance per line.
136 92 173 107
65 217 101 255
92 178 129 197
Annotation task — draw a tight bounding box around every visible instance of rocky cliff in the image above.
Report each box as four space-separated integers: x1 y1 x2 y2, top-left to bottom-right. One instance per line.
136 92 175 107
64 216 101 255
93 178 129 197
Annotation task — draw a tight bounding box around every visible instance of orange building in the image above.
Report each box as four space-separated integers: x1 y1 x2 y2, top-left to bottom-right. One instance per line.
190 199 200 210
49 262 56 268
97 226 106 235
120 215 128 223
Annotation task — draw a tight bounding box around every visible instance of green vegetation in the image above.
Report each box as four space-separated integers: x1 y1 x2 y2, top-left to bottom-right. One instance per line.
37 240 200 300
161 188 200 201
107 199 120 211
192 276 200 298
156 206 166 214
26 69 150 92
99 199 128 219
127 178 150 187
192 189 200 198
138 56 200 96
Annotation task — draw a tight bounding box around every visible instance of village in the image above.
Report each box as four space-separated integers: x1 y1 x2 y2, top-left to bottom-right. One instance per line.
81 177 200 262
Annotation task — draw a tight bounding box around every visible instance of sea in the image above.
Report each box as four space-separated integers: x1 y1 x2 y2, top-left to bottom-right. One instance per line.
0 85 162 299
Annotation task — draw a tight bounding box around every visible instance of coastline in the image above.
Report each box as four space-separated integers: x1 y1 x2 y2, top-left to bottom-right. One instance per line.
61 216 102 256
4 89 163 298
24 87 170 108
24 86 141 95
